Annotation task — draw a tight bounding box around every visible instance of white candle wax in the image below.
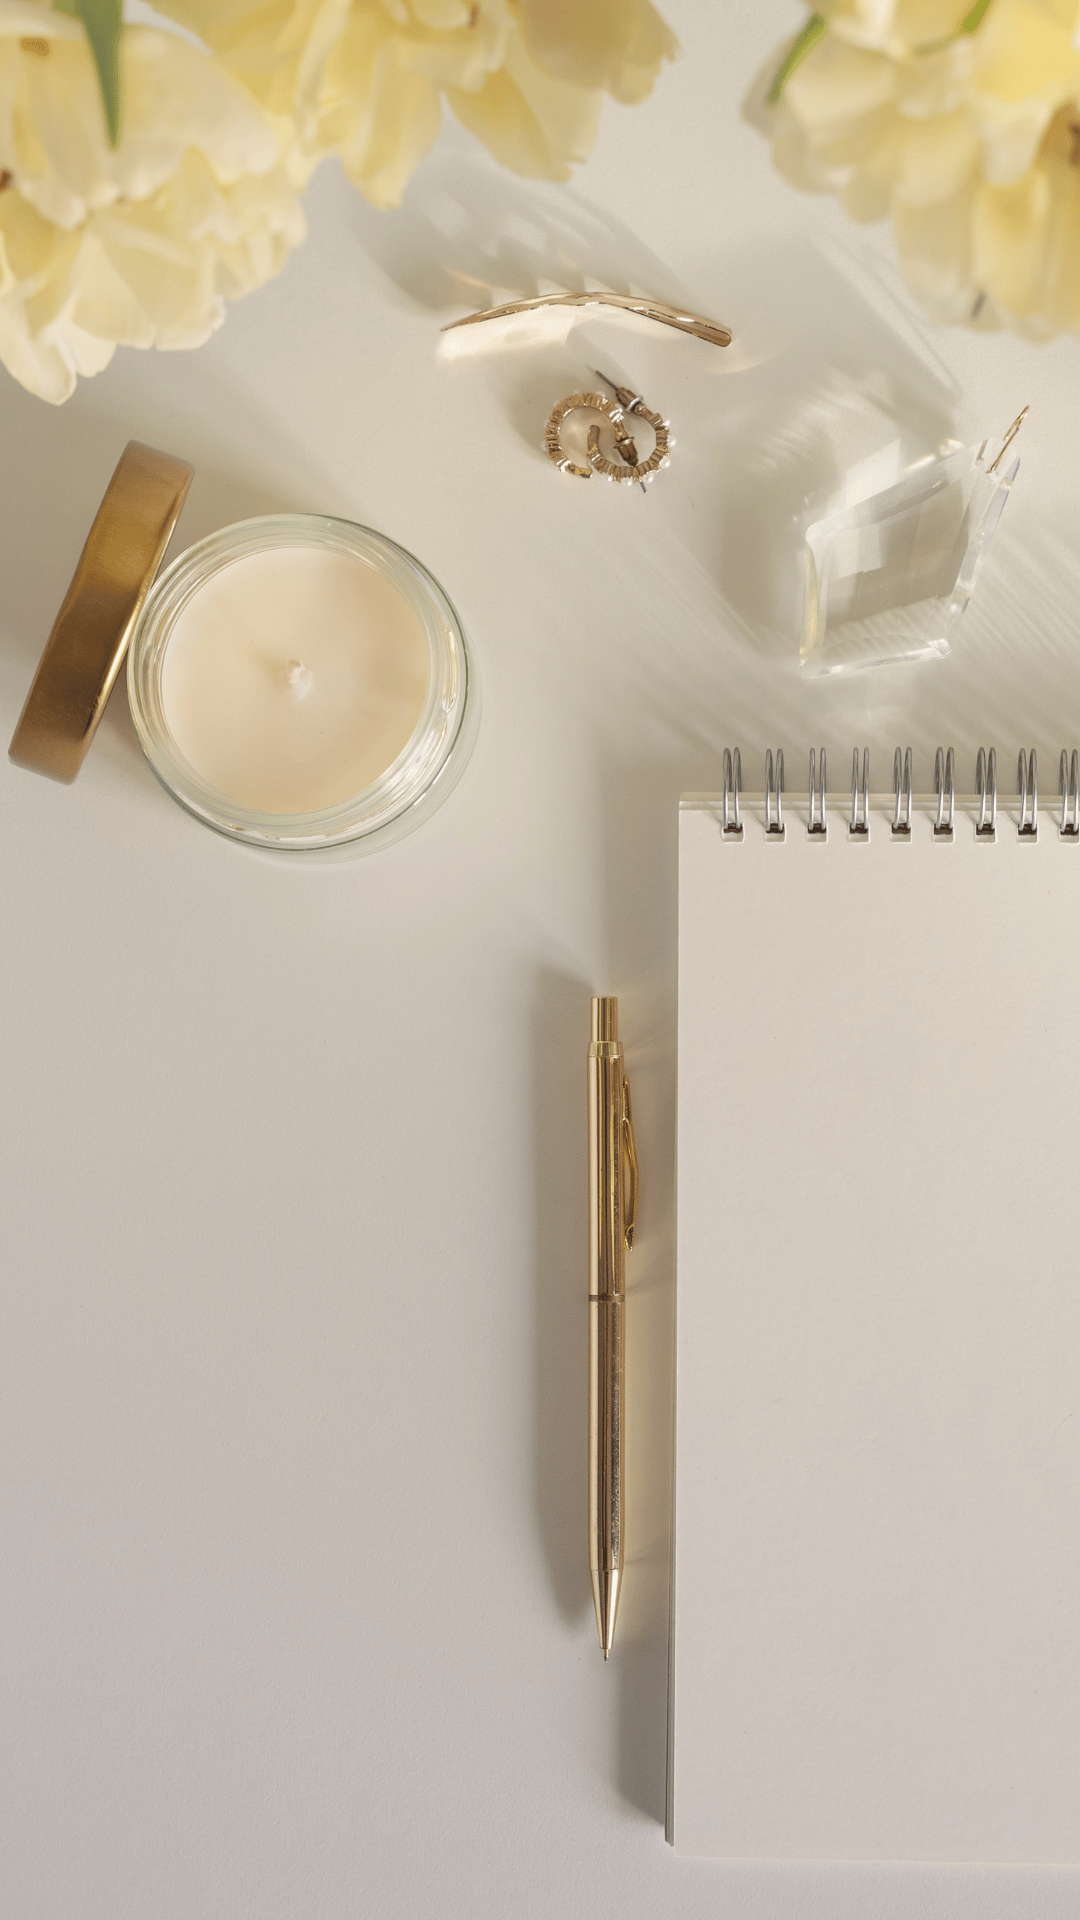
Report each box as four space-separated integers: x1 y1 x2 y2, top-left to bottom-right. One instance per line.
159 544 430 815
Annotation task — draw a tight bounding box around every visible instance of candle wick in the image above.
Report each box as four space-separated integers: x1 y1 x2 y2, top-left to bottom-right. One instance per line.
284 658 312 700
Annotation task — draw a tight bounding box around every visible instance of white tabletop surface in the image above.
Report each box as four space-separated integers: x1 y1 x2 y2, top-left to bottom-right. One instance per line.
3 4 1080 1914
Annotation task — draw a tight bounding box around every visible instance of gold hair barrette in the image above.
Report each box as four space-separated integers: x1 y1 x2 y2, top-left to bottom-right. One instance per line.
442 292 731 350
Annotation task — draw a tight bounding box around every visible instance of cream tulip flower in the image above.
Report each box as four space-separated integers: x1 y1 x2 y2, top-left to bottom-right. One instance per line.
0 2 304 402
756 0 1080 333
155 0 677 209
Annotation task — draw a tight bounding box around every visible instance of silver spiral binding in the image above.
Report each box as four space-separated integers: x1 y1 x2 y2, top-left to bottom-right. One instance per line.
976 747 997 839
850 748 869 839
934 747 955 839
765 749 785 837
1017 749 1038 839
808 748 827 837
713 741 1078 842
1060 750 1079 838
722 747 742 838
892 747 913 838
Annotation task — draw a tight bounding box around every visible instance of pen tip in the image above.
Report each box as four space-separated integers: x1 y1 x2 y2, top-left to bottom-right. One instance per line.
592 1566 621 1657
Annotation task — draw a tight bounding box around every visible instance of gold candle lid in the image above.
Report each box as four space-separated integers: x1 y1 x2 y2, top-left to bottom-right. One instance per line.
9 440 193 783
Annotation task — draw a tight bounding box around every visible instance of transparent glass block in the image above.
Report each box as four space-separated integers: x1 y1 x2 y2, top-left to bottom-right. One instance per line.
801 441 1020 675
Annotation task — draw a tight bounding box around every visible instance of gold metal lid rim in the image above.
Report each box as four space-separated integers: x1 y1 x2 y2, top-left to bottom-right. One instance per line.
8 439 193 785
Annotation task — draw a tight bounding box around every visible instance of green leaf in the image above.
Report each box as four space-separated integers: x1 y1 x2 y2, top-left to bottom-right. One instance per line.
767 13 827 105
918 0 995 53
958 0 995 30
55 0 122 147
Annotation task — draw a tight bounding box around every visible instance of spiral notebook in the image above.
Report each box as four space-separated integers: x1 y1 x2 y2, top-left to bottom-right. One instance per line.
669 751 1080 1862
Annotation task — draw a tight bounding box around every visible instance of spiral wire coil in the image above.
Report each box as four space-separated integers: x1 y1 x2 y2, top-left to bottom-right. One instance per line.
934 748 955 839
976 748 997 838
1017 749 1038 838
808 748 827 837
722 747 742 838
765 750 785 837
1060 750 1079 838
892 747 913 838
850 749 870 838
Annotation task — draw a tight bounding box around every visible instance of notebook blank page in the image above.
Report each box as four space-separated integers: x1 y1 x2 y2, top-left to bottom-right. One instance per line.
672 797 1080 1861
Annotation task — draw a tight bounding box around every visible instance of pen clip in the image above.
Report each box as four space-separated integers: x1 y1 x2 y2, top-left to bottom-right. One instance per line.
621 1075 638 1252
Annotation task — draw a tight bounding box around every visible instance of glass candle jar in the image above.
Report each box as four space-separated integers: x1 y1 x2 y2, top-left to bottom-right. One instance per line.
127 514 475 851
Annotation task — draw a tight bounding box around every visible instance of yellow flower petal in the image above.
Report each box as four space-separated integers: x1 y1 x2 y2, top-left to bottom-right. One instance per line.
824 0 973 49
893 176 978 306
973 164 1052 309
447 24 600 178
1043 174 1080 323
331 20 443 205
973 0 1080 104
756 0 1080 334
519 0 676 106
786 36 897 130
159 0 669 197
69 227 162 347
0 13 304 401
894 104 979 203
410 0 474 27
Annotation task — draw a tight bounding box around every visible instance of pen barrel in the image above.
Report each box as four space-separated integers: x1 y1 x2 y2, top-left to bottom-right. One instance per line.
589 995 625 1592
589 1296 624 1576
588 998 625 1307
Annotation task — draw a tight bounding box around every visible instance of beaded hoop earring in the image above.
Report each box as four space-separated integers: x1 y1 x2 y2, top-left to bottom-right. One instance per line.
587 402 670 485
544 391 635 480
544 375 672 487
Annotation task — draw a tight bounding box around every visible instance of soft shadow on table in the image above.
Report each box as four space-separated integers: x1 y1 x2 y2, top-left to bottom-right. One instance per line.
592 731 705 1826
530 965 593 1626
529 958 675 1823
349 136 697 322
351 150 969 619
669 232 964 655
928 517 1080 768
348 133 720 462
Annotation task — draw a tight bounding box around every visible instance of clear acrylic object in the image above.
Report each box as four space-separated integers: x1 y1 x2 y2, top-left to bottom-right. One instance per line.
801 441 1020 675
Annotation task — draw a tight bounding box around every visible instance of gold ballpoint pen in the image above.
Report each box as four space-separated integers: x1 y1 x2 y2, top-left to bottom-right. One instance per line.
588 996 638 1658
